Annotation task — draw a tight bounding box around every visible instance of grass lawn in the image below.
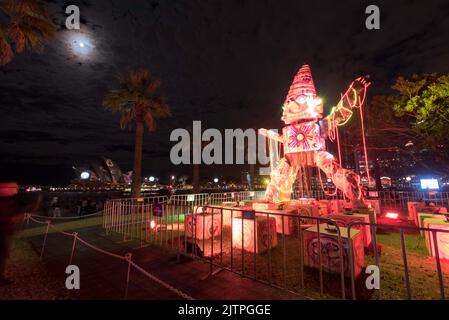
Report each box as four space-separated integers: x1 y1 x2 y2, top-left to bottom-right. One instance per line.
0 215 108 299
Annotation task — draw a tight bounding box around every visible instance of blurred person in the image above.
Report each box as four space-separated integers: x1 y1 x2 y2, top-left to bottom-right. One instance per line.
0 182 41 286
52 199 61 217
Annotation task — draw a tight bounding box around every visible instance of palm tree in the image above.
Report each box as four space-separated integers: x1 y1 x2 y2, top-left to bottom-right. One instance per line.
103 69 171 197
0 0 55 65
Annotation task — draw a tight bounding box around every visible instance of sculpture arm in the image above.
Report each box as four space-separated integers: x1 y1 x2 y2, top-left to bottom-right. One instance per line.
258 128 284 143
324 76 371 130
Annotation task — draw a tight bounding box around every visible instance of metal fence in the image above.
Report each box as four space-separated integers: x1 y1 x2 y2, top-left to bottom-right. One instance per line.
103 192 449 300
347 220 449 300
375 191 449 212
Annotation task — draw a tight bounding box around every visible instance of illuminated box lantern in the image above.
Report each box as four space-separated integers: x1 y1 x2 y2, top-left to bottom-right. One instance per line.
303 224 364 278
232 215 277 253
365 199 381 214
221 208 243 227
295 204 320 225
417 213 437 236
407 202 446 226
195 205 240 227
408 202 426 225
252 202 280 211
289 198 317 206
317 202 329 216
185 212 222 240
326 200 348 215
328 213 372 248
263 209 298 235
423 218 449 260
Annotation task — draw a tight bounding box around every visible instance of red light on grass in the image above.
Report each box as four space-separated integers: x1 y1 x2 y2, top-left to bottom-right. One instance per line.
385 212 399 219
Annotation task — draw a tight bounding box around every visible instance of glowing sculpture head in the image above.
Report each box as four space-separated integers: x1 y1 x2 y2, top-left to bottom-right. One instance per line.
281 64 323 124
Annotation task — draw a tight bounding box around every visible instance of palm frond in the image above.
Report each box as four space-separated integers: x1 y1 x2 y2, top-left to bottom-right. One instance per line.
0 26 14 65
103 68 172 130
0 0 55 56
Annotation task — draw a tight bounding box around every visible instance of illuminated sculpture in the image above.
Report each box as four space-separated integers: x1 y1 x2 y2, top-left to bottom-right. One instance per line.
259 64 370 207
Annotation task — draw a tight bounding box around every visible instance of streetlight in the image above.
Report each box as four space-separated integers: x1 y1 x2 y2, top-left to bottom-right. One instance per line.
149 176 155 182
213 178 219 183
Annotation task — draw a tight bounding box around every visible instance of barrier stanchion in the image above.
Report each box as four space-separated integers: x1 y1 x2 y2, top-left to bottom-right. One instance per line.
69 232 78 265
40 220 51 259
124 253 133 300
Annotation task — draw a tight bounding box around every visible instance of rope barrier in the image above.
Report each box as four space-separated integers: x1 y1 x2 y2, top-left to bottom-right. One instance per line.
129 261 194 300
23 214 194 300
30 210 103 220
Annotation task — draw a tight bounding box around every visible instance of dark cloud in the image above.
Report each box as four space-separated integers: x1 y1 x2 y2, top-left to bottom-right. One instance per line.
1 0 449 184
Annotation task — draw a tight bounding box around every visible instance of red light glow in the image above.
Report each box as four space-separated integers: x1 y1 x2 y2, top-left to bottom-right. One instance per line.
385 212 399 220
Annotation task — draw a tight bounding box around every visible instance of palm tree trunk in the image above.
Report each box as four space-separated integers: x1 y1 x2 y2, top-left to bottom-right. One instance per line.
131 119 144 197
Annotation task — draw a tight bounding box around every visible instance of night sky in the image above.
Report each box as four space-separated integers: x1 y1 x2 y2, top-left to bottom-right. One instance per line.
1 0 448 185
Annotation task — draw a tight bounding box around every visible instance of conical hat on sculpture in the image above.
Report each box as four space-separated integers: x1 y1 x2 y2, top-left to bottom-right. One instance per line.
284 64 317 104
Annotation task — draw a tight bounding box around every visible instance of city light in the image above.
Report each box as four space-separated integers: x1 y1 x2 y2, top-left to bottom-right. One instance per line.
149 176 155 182
385 212 399 220
80 171 90 180
213 178 219 183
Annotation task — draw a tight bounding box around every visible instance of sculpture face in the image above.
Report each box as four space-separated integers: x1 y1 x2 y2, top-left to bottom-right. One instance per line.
280 64 323 124
281 95 323 124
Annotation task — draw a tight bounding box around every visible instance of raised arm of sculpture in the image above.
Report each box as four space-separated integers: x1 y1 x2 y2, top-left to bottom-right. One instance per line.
258 128 284 143
323 76 371 134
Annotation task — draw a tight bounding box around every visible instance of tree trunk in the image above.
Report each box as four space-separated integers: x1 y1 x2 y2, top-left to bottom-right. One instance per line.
373 152 382 190
193 163 200 193
131 119 144 198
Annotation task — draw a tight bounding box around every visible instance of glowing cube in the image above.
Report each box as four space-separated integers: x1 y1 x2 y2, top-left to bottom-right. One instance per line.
417 212 436 236
221 208 239 227
185 212 222 240
328 213 372 248
320 200 348 215
317 202 329 216
408 202 426 225
232 215 277 253
303 224 364 278
423 218 449 260
252 202 280 211
263 209 298 235
365 199 381 214
295 204 321 225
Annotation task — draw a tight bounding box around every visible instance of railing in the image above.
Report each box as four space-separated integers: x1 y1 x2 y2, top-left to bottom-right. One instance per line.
375 191 449 212
103 196 449 300
347 220 449 300
103 201 351 298
104 191 449 219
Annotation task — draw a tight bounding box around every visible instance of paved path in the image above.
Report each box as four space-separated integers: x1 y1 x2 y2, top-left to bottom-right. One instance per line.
25 226 305 300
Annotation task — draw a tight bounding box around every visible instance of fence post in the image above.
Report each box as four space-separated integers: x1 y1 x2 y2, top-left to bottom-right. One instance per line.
124 253 133 300
21 213 31 238
69 232 78 265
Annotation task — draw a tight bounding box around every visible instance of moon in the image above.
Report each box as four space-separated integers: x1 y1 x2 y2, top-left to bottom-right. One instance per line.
64 31 96 61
